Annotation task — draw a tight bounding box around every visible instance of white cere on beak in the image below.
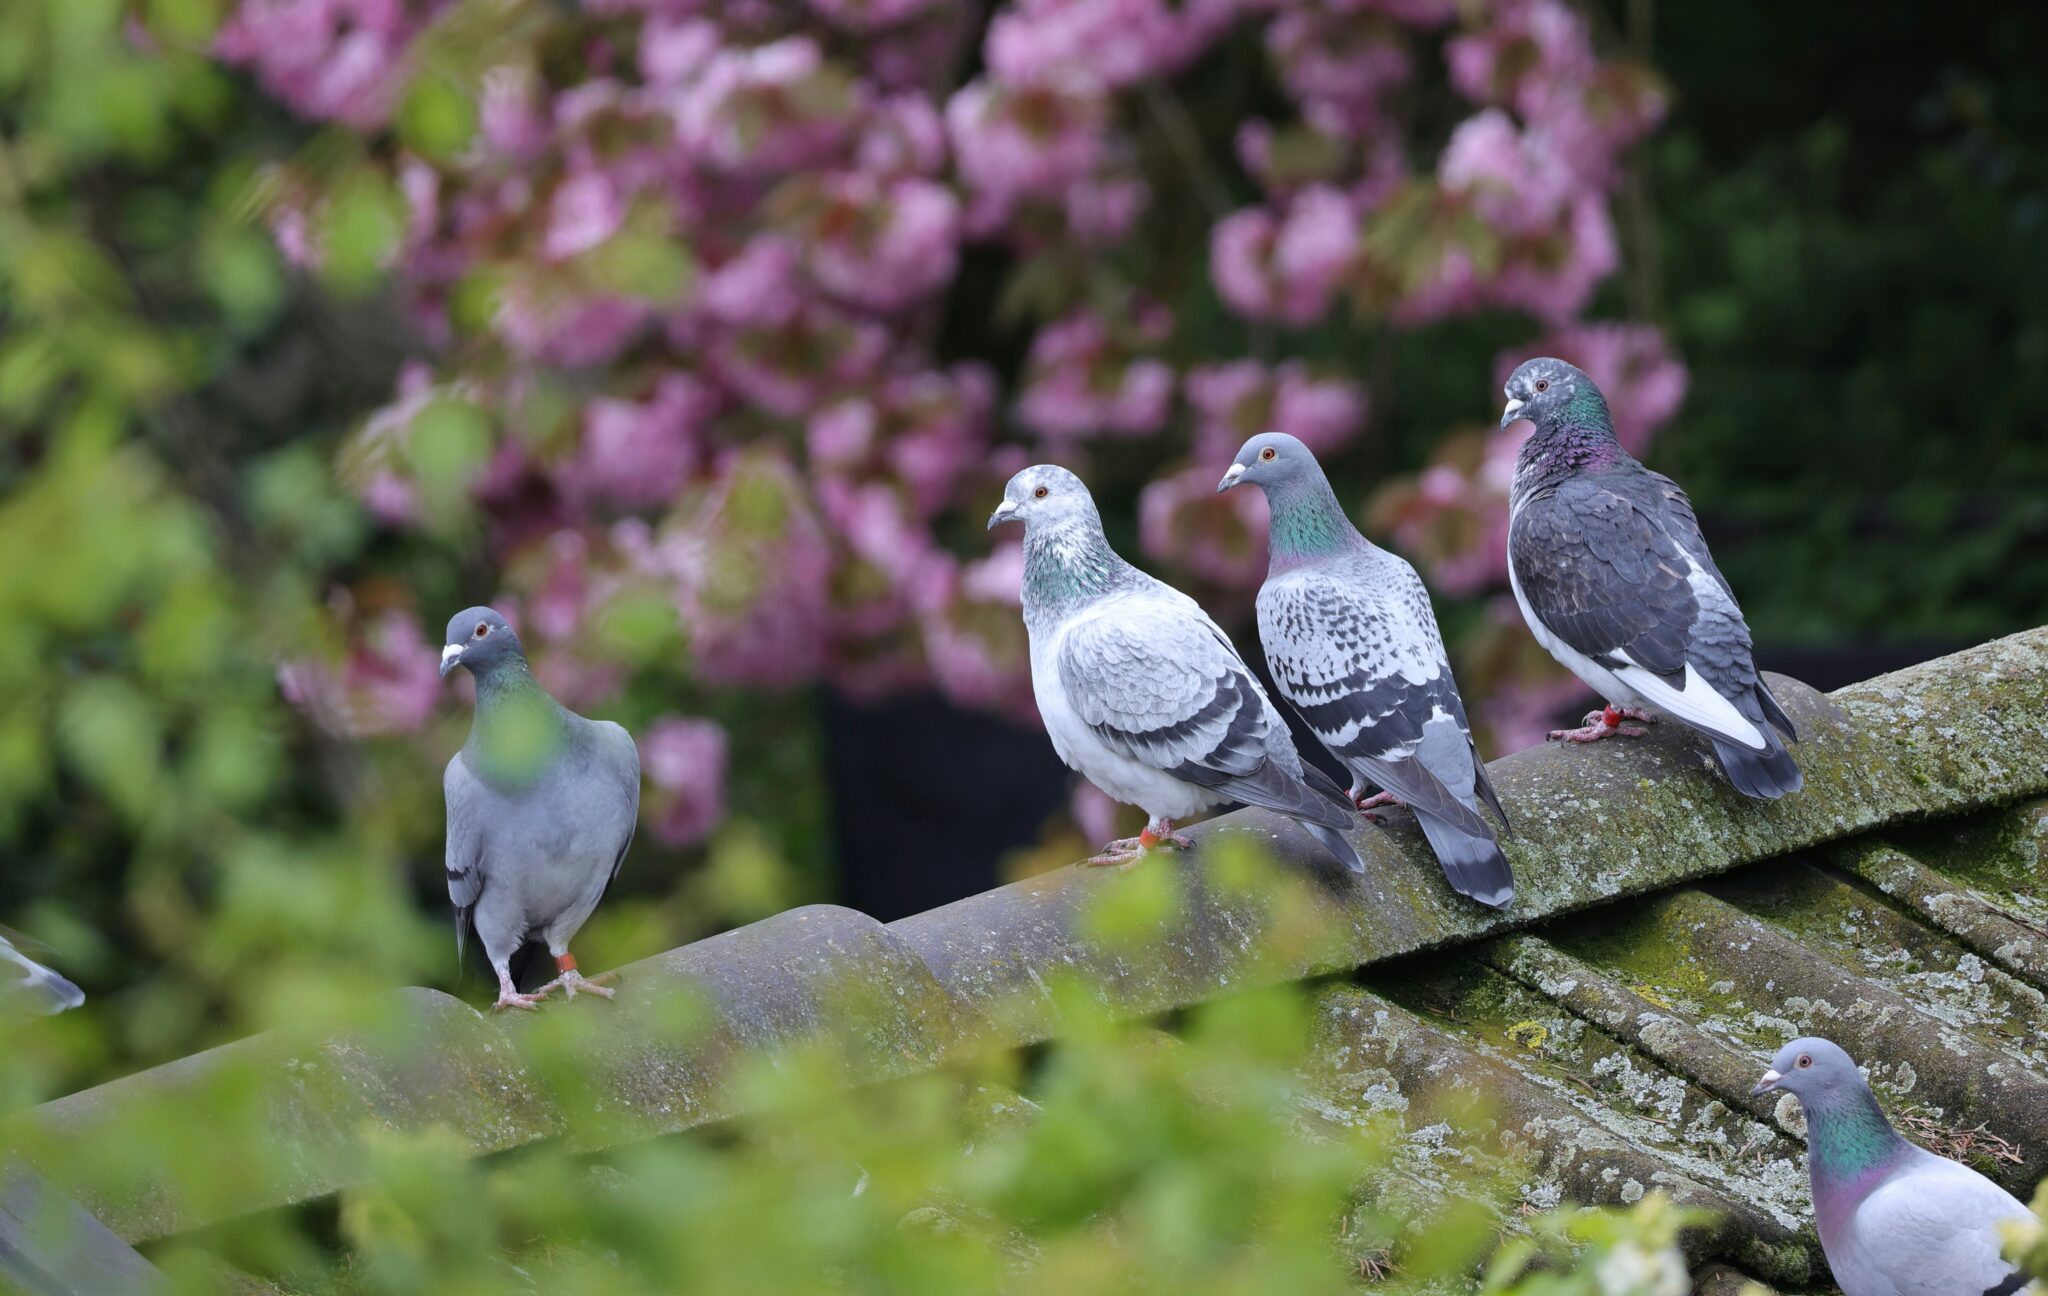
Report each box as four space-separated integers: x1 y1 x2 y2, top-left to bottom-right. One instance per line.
441 644 463 668
1502 397 1524 419
1222 463 1245 482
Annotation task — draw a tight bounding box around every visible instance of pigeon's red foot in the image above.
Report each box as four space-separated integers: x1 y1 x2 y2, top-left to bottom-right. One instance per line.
1137 821 1195 853
1548 705 1651 743
538 969 617 1001
1083 837 1144 868
1083 820 1191 867
535 953 617 1002
1353 789 1405 822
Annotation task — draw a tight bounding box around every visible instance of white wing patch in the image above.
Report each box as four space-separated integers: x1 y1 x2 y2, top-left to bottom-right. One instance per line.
1610 656 1766 750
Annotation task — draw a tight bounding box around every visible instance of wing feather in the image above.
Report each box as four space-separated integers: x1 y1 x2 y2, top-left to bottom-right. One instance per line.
1056 598 1350 832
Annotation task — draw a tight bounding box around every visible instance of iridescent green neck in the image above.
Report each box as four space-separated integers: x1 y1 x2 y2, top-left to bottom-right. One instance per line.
1806 1086 1912 1187
1022 519 1135 619
1265 472 1358 568
468 664 570 787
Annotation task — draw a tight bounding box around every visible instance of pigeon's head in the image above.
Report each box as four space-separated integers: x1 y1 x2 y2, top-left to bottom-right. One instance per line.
1500 356 1589 429
1217 432 1318 494
1754 1036 1862 1101
441 606 525 680
988 464 1098 533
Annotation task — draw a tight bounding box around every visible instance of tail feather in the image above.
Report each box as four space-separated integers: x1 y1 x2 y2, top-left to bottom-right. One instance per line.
33 968 85 1014
1755 679 1799 743
1303 821 1367 875
1471 757 1513 837
1711 734 1803 800
1414 812 1515 909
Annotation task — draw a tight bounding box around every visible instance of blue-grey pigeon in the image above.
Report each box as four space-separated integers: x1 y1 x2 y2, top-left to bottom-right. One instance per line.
1219 433 1514 907
1500 357 1802 799
0 930 83 1015
1754 1037 2032 1296
440 607 640 1011
988 465 1365 873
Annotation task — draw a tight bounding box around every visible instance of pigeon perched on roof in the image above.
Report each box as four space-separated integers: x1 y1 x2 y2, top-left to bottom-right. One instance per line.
1500 358 1802 799
441 607 640 1011
1219 433 1514 907
989 465 1365 873
1755 1037 2032 1296
0 930 83 1015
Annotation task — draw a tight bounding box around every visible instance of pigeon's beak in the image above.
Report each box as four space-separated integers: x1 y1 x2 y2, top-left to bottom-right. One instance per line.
1751 1069 1782 1097
987 499 1021 531
1500 397 1526 429
439 643 464 680
1216 463 1247 493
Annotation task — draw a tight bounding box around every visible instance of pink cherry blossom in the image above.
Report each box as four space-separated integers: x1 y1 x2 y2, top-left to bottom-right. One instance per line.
642 715 729 847
1210 186 1357 325
1186 360 1366 463
543 169 626 261
803 174 961 311
277 608 443 737
214 0 418 128
1016 308 1174 440
1138 463 1269 590
557 371 718 509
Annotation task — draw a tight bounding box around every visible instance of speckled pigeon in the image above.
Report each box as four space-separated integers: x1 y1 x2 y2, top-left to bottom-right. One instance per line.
0 930 82 1015
1755 1037 2032 1296
989 465 1365 873
1219 433 1514 907
441 607 640 1011
1499 358 1802 799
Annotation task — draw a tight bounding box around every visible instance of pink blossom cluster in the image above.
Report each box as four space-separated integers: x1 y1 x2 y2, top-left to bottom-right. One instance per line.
230 0 1681 829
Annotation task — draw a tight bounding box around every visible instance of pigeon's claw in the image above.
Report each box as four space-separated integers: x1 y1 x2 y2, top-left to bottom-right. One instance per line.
1354 790 1404 812
537 968 617 1001
1137 819 1194 852
491 989 551 1012
1083 841 1144 868
1548 705 1651 743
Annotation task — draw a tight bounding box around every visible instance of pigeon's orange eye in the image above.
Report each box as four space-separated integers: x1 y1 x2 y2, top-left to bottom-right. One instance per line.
1535 379 1549 393
1033 485 1049 499
1260 447 1277 461
474 622 489 638
1796 1054 1813 1069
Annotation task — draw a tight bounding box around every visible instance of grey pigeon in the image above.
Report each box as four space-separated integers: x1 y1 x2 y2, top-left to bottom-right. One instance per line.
1219 433 1514 907
1500 358 1802 799
441 607 640 1011
988 465 1365 873
0 930 83 1015
1755 1037 2032 1296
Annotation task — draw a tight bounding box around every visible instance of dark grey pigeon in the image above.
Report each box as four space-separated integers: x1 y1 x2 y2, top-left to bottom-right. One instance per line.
1220 433 1514 908
441 607 640 1011
0 930 83 1015
1500 358 1802 799
989 465 1366 874
1755 1037 2031 1296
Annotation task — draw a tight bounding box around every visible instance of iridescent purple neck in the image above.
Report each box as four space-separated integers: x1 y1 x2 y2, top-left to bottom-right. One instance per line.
1512 417 1626 504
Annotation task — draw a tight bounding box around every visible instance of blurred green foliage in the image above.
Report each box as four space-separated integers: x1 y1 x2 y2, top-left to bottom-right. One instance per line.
1641 2 2048 647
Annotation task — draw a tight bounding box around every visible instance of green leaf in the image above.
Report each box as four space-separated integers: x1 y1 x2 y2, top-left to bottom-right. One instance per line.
396 74 477 164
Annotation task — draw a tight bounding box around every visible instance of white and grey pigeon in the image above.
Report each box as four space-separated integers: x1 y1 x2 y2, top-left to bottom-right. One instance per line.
441 607 640 1011
1218 433 1514 908
988 465 1365 873
1755 1037 2033 1296
0 930 83 1015
1500 357 1802 799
